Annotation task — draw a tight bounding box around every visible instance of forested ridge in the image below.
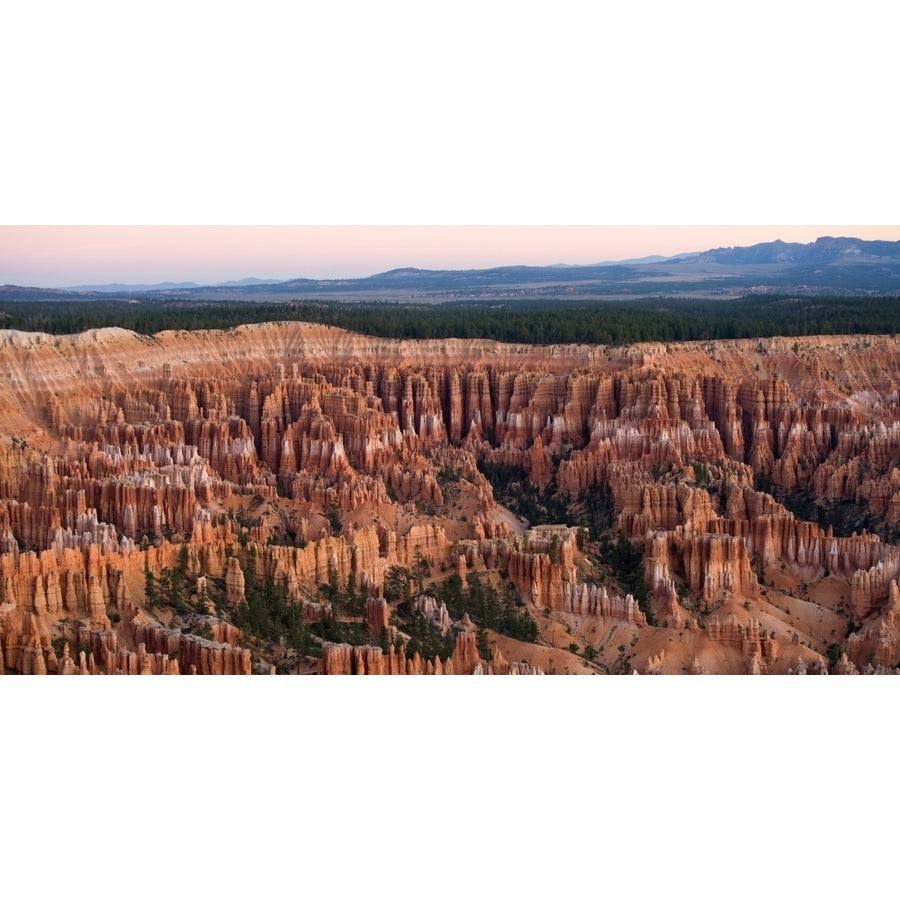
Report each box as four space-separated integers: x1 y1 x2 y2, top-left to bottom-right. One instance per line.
1 294 899 343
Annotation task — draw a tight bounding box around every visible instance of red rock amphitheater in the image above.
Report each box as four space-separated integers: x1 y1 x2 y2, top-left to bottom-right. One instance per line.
2 321 900 673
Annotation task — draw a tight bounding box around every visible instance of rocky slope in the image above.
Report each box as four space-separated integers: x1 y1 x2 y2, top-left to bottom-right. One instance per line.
2 322 900 674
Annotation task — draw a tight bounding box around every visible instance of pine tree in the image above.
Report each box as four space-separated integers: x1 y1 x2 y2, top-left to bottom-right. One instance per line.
476 627 493 662
144 556 158 608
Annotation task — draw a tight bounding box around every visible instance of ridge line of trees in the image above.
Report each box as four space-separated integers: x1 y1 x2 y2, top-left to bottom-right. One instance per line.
3 294 900 344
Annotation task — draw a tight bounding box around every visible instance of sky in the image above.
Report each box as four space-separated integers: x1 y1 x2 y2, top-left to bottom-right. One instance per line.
3 4 898 288
5 225 900 288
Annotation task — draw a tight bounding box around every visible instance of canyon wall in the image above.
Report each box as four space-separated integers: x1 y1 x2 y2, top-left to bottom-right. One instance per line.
2 325 900 673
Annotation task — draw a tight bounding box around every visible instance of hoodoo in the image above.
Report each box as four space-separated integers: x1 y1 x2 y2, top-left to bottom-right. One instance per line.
2 323 900 673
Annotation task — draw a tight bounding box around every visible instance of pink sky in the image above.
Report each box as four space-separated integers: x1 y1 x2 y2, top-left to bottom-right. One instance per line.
4 225 900 288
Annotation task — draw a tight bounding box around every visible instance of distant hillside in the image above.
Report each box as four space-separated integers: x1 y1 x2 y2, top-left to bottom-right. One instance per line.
66 281 201 292
0 284 99 301
219 277 283 287
6 236 900 301
65 277 283 292
686 236 900 265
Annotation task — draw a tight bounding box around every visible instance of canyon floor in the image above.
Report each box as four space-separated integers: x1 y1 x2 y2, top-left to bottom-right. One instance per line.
2 322 899 674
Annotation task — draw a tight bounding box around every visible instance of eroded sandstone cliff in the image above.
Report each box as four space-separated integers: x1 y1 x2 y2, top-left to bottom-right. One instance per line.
2 324 900 673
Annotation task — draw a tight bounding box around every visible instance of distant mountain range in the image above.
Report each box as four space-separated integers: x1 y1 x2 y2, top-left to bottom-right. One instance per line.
4 236 900 301
682 236 900 265
64 276 283 292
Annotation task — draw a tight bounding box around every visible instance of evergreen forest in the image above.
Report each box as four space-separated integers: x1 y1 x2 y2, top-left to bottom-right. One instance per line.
2 294 899 344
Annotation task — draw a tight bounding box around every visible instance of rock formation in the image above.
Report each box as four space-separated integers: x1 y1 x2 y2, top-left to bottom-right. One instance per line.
3 325 900 672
